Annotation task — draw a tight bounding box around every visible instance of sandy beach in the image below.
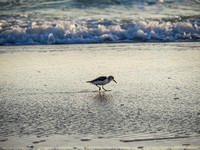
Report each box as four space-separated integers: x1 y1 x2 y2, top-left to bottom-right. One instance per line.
0 42 200 149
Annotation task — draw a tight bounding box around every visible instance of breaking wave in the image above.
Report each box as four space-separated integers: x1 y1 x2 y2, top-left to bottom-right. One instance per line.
0 15 200 45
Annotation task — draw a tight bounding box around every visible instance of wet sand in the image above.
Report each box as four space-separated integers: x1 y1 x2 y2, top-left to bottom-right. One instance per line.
0 43 200 149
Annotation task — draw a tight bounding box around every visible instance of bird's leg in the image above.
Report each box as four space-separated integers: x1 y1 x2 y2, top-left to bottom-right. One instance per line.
102 86 107 91
96 85 101 91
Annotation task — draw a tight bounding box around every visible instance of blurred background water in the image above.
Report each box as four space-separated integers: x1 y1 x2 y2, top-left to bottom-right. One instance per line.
0 0 200 45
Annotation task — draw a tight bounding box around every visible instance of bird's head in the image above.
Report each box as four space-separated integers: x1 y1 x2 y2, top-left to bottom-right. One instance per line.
108 76 117 83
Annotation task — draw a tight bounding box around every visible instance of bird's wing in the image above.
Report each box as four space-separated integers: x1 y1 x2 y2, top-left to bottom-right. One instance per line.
92 76 107 82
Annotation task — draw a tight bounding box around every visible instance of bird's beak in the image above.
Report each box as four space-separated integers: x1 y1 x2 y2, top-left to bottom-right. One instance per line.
113 79 117 84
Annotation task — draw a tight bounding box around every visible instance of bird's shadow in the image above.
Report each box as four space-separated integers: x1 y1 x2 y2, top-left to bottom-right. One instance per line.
37 89 112 95
91 90 112 93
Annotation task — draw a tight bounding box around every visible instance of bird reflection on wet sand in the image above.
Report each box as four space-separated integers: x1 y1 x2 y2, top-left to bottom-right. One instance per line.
92 92 113 102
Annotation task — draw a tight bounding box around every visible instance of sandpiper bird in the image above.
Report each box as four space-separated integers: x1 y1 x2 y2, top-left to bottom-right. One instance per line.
87 76 117 91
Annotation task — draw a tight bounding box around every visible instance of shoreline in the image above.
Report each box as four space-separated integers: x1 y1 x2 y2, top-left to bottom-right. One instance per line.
1 41 200 48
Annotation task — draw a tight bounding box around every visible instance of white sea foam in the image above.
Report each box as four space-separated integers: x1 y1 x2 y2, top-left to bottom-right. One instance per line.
0 17 200 45
0 0 200 45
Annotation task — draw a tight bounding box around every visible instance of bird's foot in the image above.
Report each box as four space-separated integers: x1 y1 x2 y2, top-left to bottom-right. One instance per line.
104 90 112 92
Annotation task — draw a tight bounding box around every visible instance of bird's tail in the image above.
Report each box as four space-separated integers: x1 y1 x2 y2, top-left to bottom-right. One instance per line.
86 81 92 83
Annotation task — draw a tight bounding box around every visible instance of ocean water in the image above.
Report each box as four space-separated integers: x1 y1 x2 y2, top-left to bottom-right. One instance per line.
0 0 200 45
